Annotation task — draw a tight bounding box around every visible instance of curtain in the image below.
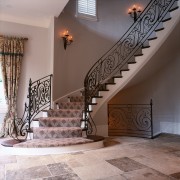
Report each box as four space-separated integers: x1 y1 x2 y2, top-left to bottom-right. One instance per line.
0 37 25 137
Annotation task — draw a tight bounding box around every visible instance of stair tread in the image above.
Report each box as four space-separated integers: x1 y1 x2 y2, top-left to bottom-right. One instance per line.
58 102 84 104
33 127 82 139
13 137 93 148
48 109 82 112
38 117 81 127
57 101 84 109
38 117 82 120
33 127 82 130
47 108 83 118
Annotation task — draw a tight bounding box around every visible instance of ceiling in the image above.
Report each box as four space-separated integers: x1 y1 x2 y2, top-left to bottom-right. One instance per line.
0 0 69 28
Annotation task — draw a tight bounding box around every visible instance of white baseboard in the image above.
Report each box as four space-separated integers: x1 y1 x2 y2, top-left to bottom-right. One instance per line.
160 122 180 135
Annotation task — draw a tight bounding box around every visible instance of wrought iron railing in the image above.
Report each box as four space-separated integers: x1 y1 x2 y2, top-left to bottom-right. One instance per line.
84 0 177 134
10 74 53 141
108 100 153 138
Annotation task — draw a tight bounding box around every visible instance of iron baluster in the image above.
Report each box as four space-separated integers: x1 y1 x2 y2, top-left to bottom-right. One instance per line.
28 78 32 133
150 99 153 138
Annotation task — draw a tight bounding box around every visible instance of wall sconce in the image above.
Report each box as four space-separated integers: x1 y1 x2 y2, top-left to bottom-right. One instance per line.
62 30 73 50
128 5 142 22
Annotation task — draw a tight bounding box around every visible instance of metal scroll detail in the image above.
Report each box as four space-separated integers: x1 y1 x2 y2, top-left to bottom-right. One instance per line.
84 0 176 134
108 100 153 138
10 75 53 141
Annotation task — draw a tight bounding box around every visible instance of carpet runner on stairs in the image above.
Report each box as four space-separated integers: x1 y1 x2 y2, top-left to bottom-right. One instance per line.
14 96 94 148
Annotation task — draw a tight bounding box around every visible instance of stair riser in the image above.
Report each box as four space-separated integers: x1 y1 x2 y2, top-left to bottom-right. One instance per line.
33 128 82 139
57 102 84 109
47 110 83 118
39 119 81 127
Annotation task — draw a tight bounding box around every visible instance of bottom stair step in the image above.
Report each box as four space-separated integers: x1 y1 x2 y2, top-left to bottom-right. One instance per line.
33 127 82 139
13 137 93 148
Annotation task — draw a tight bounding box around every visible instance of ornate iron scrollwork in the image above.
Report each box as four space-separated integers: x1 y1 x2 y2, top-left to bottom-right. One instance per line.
108 100 153 138
84 0 176 134
10 75 53 141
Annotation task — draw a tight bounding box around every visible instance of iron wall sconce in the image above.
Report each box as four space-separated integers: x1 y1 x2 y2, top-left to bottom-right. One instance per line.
128 5 142 22
62 30 73 50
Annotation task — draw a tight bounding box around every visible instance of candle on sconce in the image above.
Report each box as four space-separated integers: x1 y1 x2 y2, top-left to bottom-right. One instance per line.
68 36 73 41
133 4 136 10
63 30 69 36
61 30 73 49
128 4 142 22
128 8 132 14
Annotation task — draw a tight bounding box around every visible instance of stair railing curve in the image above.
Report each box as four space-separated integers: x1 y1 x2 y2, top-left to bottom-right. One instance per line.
10 74 53 141
84 0 178 134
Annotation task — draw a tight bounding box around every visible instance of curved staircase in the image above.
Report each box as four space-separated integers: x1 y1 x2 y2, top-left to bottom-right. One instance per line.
13 96 95 149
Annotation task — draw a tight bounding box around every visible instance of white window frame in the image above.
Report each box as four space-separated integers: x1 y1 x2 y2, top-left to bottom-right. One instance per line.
76 0 98 21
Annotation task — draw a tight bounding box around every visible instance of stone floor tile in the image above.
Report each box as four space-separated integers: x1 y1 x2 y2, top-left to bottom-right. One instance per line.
47 162 75 176
39 155 55 165
1 134 180 180
97 174 127 180
73 162 123 180
42 173 81 180
73 153 104 166
132 154 180 175
170 172 180 179
51 154 74 163
106 157 146 172
106 136 148 146
0 164 5 180
0 155 17 164
6 165 51 180
85 149 126 161
66 159 83 168
122 168 175 180
17 155 44 169
169 151 180 158
163 142 180 151
5 163 19 171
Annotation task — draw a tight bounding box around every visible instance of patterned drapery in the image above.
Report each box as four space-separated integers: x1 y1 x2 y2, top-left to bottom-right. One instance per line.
0 37 25 137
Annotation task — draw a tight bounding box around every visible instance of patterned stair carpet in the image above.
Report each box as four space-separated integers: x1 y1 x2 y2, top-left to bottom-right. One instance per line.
14 96 94 148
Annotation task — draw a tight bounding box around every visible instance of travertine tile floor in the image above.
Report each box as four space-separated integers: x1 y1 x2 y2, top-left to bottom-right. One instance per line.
0 133 180 180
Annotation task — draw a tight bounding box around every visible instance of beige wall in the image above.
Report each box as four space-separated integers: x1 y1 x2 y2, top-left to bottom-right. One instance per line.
109 21 180 135
0 20 52 117
53 0 149 100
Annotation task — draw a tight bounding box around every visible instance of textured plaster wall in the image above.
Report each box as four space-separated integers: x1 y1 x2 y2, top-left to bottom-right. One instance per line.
0 20 52 117
53 0 149 100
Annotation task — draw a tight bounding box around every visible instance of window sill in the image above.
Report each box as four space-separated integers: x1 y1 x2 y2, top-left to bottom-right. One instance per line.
75 14 98 22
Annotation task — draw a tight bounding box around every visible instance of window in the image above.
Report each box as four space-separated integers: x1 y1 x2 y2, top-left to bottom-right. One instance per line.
0 66 7 111
76 0 97 21
0 66 7 127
